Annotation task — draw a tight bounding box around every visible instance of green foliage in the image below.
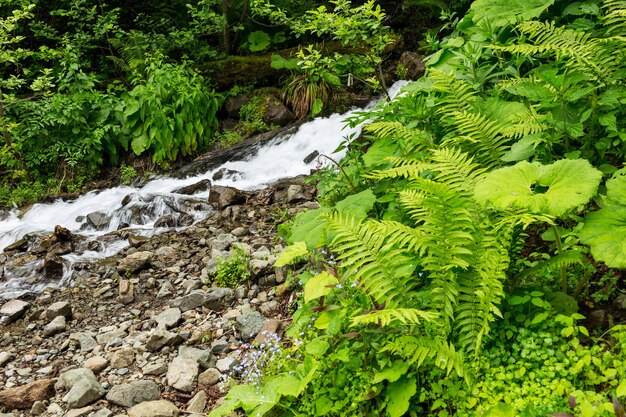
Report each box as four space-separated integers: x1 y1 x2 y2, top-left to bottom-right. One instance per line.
120 164 137 185
239 95 271 136
213 245 251 287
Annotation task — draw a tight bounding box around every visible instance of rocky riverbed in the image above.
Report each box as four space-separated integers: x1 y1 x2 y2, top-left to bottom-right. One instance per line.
0 177 317 417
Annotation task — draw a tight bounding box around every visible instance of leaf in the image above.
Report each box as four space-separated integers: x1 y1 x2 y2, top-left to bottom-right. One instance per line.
386 376 417 417
618 380 626 397
304 271 339 303
289 207 331 249
271 54 298 70
335 189 377 220
305 337 330 357
310 98 323 117
501 135 538 162
607 172 626 205
464 0 555 28
373 360 410 384
474 159 602 217
131 132 150 155
485 403 516 417
580 205 626 268
274 241 308 267
248 31 271 52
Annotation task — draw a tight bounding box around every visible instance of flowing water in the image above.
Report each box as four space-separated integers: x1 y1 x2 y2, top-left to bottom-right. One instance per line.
0 81 409 299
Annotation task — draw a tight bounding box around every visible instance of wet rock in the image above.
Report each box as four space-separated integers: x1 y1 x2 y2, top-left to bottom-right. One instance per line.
262 96 295 126
167 357 198 392
106 380 160 408
236 311 268 342
208 185 246 210
0 379 55 409
198 368 221 386
174 179 212 196
0 351 13 367
177 213 194 227
61 368 106 408
203 288 234 311
186 390 207 414
212 168 240 181
4 238 29 252
118 279 134 304
171 291 205 312
154 307 182 329
43 315 66 337
117 251 152 273
84 356 108 373
86 212 110 230
49 240 73 256
54 225 74 242
128 400 179 417
154 214 176 228
303 150 320 164
1 299 30 323
46 301 72 320
398 51 425 79
44 254 64 280
146 330 183 351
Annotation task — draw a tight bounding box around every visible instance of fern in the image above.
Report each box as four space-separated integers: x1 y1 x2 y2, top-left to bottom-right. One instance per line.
364 122 434 154
603 0 626 36
351 308 438 327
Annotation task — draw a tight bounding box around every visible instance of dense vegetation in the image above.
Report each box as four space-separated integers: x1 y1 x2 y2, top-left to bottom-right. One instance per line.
209 0 626 416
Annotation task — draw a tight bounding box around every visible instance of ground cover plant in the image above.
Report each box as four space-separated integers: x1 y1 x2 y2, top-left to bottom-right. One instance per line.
211 0 626 416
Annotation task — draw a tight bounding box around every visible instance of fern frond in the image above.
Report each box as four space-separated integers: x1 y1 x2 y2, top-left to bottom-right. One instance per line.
373 220 425 253
499 107 549 139
516 250 586 280
364 122 434 153
429 68 478 116
429 147 486 190
367 158 433 180
603 0 626 35
351 308 438 327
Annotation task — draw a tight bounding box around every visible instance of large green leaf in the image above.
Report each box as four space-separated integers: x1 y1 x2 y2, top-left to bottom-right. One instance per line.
580 205 626 268
335 189 377 220
289 207 331 249
386 376 417 417
304 271 339 303
474 159 602 217
274 241 308 267
463 0 555 28
248 31 271 52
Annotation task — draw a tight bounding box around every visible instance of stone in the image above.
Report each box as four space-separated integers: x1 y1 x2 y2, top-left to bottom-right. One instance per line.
86 212 110 230
224 93 249 118
4 238 29 252
31 400 47 415
397 51 425 80
44 254 65 280
262 96 295 126
615 294 626 310
154 308 182 329
154 214 176 228
177 213 194 227
174 179 212 196
166 357 198 392
84 356 108 373
249 258 271 277
170 291 204 312
129 235 150 248
203 287 234 311
585 309 607 330
43 315 66 337
146 330 183 351
211 234 237 252
236 311 268 342
71 332 98 352
303 150 319 164
215 356 238 373
253 319 282 345
47 402 63 415
1 299 29 323
118 279 134 304
106 380 161 408
212 168 240 181
143 361 168 376
0 351 13 367
198 368 221 386
65 406 93 417
46 301 72 319
128 400 179 417
178 346 215 370
0 379 55 409
117 251 152 274
208 185 246 210
91 408 113 417
61 368 106 408
286 184 306 203
96 329 127 346
186 391 207 414
110 348 135 369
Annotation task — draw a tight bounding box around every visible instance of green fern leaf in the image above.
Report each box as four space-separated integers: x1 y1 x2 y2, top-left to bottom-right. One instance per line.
351 308 438 327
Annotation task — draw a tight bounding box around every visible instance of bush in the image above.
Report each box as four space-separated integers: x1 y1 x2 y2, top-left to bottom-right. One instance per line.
213 245 251 287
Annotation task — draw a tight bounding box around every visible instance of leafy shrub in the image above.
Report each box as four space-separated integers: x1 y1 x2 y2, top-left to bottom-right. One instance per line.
213 245 251 288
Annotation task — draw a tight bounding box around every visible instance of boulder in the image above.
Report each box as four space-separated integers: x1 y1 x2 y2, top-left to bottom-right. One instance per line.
128 400 179 417
173 179 212 196
43 315 66 337
224 93 250 118
0 299 29 323
262 96 295 126
236 311 268 342
44 254 64 280
397 51 425 80
86 212 110 230
208 185 246 210
46 301 72 320
170 291 205 312
154 214 176 228
154 308 182 329
178 346 215 370
203 288 234 311
117 251 152 273
0 379 55 409
61 368 106 408
166 357 199 392
106 380 160 408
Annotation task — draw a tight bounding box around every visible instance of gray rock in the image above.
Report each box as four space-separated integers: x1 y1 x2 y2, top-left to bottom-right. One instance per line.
128 400 179 417
118 279 134 304
166 357 198 392
110 348 135 369
208 186 245 210
1 299 29 323
215 356 238 373
31 400 47 415
106 380 160 407
262 96 295 126
0 351 13 367
186 391 207 414
146 330 183 351
178 346 215 370
142 361 168 376
117 251 152 274
43 315 66 337
70 332 98 352
203 287 234 311
303 150 319 164
210 339 230 355
61 368 106 408
249 258 271 277
210 234 237 252
174 179 212 196
86 212 110 230
286 184 306 203
170 291 204 312
154 214 176 228
157 281 174 298
65 406 93 417
96 329 127 346
83 356 108 373
91 409 113 417
198 368 221 386
398 51 425 80
154 308 182 329
236 311 268 342
46 301 72 320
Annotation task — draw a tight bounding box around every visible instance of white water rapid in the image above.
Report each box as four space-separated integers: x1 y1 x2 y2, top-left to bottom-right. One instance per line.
0 81 409 299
